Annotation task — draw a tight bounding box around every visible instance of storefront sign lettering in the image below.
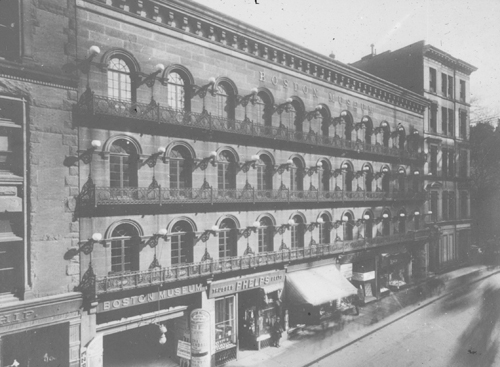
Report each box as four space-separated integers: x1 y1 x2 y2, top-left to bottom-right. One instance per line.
98 284 205 313
208 270 285 298
259 71 372 112
0 310 36 325
177 340 192 360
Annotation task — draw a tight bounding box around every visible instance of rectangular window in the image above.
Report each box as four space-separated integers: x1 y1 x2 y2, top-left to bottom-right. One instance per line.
430 145 438 176
460 150 468 178
442 191 449 221
441 107 448 135
460 80 466 102
215 296 236 350
449 191 456 220
441 73 447 96
0 0 20 60
429 68 436 92
442 149 448 178
430 103 438 133
448 108 454 136
448 75 454 98
449 150 455 177
431 191 438 222
459 111 467 139
460 191 469 218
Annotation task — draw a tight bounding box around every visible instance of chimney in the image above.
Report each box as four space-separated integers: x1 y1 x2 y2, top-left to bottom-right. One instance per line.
329 51 335 60
370 44 376 56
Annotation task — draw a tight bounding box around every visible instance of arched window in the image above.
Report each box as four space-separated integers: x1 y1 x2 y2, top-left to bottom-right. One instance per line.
382 211 391 236
398 169 406 193
398 212 406 233
319 213 331 244
290 215 304 249
215 83 235 120
107 57 132 101
255 92 273 127
398 125 406 150
169 146 193 193
342 112 353 141
167 72 190 111
218 150 237 191
318 160 330 192
290 157 304 191
110 139 138 189
320 110 330 137
291 100 303 134
343 212 354 241
381 168 390 192
257 154 273 191
170 220 194 265
218 218 237 259
363 165 373 192
364 212 373 239
363 116 373 144
343 162 354 192
381 122 390 147
284 103 296 129
110 223 140 273
258 217 274 252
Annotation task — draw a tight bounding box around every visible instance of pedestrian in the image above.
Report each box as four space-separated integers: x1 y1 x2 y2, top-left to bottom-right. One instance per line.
354 286 364 315
271 317 284 347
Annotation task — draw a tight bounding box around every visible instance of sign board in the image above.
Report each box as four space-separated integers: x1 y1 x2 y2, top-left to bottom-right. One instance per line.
338 263 353 279
177 340 191 360
97 283 205 313
190 309 211 355
208 270 285 298
352 271 375 282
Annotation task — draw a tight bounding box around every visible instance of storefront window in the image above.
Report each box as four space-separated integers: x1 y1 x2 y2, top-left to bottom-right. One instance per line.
215 296 236 351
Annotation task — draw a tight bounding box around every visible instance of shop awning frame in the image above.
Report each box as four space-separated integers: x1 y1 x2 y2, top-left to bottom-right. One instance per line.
286 265 358 306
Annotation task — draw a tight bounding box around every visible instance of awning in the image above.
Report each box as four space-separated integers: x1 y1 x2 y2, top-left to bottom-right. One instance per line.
286 265 358 306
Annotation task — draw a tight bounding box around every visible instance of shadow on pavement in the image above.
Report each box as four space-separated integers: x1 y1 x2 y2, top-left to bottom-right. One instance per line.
448 284 500 367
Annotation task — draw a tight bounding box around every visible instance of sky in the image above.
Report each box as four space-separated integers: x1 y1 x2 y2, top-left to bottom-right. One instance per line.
191 0 500 121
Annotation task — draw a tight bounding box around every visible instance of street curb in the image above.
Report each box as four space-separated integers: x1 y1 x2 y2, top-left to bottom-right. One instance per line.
302 267 500 367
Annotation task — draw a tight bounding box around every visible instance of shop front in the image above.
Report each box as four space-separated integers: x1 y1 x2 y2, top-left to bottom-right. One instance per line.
85 281 206 367
0 293 82 367
378 248 412 292
351 258 377 303
207 269 285 365
285 264 358 327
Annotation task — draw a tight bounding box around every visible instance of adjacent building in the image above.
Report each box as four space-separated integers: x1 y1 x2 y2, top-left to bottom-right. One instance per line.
352 41 477 272
0 1 83 366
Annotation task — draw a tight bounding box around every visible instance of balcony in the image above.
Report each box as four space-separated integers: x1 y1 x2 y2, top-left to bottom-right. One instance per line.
93 229 432 295
79 185 427 209
75 93 426 162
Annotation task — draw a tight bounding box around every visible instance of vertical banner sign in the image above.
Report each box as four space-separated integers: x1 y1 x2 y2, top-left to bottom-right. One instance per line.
190 309 211 367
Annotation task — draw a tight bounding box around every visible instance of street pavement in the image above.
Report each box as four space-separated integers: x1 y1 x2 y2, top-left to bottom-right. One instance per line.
309 270 500 367
229 264 500 367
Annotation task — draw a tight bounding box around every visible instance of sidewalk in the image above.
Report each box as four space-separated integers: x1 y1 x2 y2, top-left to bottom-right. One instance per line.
227 264 500 367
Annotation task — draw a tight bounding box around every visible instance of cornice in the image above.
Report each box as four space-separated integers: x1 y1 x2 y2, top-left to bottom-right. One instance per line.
424 46 477 75
0 61 78 90
81 0 429 114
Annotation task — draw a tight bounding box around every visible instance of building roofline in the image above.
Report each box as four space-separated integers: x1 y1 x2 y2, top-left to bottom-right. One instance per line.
162 0 429 108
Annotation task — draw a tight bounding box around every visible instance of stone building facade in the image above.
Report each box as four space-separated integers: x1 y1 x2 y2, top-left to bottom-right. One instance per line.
0 1 440 366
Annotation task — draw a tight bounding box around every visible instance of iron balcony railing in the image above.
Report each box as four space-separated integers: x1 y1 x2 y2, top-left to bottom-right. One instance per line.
76 93 425 161
94 229 432 295
81 186 427 207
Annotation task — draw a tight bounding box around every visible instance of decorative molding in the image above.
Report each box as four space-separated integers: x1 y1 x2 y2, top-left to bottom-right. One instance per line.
80 0 428 114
